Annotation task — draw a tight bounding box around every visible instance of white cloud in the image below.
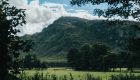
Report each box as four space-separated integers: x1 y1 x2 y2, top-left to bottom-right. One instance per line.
9 0 103 35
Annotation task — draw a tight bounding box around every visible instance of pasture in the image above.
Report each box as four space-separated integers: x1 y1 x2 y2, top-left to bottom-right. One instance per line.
23 67 140 80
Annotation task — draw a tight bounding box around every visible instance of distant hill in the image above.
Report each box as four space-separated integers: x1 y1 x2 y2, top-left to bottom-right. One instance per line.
23 17 140 56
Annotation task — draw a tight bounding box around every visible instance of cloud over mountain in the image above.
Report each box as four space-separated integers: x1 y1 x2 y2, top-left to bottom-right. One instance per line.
9 0 103 35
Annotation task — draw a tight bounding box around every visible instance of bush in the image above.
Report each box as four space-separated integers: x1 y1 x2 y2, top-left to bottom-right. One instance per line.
85 73 102 80
19 72 140 80
109 73 140 80
19 72 102 80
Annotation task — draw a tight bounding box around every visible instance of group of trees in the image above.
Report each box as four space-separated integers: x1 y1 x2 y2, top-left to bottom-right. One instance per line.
22 54 47 69
67 43 110 71
67 41 140 71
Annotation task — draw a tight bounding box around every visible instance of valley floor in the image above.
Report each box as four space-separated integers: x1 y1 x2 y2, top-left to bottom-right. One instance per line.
24 67 140 80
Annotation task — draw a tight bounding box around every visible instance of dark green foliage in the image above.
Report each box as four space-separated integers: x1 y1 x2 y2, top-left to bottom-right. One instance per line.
22 54 47 69
127 38 140 55
109 74 140 80
67 42 140 71
0 0 26 80
92 43 109 56
67 43 110 71
8 40 34 74
104 53 118 71
70 0 140 21
67 48 79 68
126 38 140 70
117 52 130 69
78 44 91 70
89 43 110 71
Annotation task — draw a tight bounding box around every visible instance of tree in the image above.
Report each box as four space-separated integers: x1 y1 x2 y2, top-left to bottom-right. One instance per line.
104 52 118 71
67 43 110 71
117 52 128 72
23 54 47 69
127 38 140 55
91 43 110 71
79 44 91 70
92 43 109 56
127 38 140 69
0 0 26 80
70 0 140 21
67 48 79 68
67 44 91 70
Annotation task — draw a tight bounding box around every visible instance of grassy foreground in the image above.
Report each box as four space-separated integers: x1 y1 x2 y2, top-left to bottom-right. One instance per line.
23 68 140 80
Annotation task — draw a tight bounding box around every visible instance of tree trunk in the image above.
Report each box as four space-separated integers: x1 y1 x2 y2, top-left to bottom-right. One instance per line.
112 68 115 72
0 24 9 80
130 67 133 72
120 68 121 72
0 43 8 80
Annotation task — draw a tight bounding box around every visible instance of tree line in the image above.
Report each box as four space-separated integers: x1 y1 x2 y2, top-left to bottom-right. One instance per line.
67 38 140 71
21 54 47 69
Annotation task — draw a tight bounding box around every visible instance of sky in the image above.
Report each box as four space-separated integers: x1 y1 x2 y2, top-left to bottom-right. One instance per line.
9 0 107 35
29 0 107 14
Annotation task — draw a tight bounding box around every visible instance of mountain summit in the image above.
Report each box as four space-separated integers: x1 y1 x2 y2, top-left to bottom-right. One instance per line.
23 17 140 56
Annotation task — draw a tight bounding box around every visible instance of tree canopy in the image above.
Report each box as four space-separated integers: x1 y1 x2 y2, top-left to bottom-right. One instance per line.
0 0 26 80
67 43 110 71
71 0 140 21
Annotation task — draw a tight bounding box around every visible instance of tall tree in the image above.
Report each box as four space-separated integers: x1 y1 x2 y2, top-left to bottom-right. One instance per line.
67 48 79 69
104 53 118 71
67 43 110 71
79 44 91 70
117 52 128 72
91 43 109 71
127 38 140 68
0 0 26 80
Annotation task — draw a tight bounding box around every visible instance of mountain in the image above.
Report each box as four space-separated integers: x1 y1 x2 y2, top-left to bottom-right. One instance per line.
23 17 140 56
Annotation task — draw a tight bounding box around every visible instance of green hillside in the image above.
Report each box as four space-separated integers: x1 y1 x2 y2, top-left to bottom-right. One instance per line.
23 17 140 57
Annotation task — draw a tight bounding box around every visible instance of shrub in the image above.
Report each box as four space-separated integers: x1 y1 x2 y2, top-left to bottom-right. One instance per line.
109 73 140 80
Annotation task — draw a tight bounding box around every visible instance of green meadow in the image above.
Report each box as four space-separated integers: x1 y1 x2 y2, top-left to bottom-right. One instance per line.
23 68 140 80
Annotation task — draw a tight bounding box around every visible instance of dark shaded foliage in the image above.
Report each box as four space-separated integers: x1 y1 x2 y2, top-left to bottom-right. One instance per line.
70 0 140 21
0 0 26 80
67 42 140 71
67 43 110 71
22 54 47 69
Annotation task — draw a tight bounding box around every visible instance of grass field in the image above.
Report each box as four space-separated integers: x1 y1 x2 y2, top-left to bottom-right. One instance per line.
20 53 67 63
38 56 67 62
24 67 140 80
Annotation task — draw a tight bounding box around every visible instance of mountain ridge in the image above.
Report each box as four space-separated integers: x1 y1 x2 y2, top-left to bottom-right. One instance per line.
23 17 140 56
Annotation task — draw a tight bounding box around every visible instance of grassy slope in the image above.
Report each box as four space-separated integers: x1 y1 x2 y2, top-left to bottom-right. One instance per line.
20 53 67 62
38 55 67 62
